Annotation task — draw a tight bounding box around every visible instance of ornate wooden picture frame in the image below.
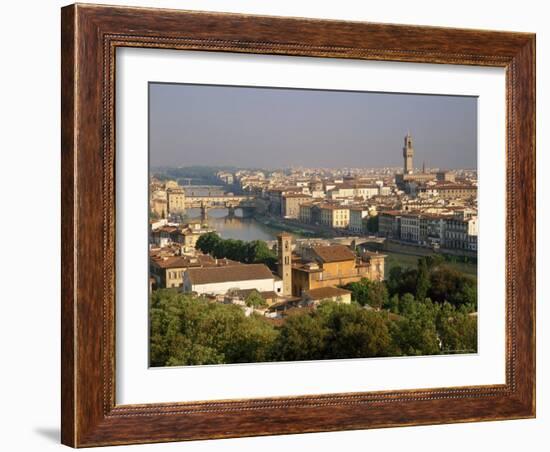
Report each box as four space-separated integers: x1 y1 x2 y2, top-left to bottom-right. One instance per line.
61 3 535 447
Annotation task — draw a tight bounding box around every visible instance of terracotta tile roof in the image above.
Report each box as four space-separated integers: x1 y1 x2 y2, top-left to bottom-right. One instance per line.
318 204 349 210
151 256 201 269
283 193 311 199
155 226 178 234
150 254 240 269
186 263 274 285
433 182 476 189
312 245 356 263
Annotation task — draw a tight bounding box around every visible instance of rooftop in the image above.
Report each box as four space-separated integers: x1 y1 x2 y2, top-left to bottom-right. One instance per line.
311 245 356 263
150 254 239 269
186 263 275 285
151 255 205 269
283 193 312 199
435 184 477 190
318 204 349 211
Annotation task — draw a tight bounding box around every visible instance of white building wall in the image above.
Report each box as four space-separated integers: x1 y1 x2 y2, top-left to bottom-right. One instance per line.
355 187 379 199
274 279 283 294
188 278 276 295
468 218 479 235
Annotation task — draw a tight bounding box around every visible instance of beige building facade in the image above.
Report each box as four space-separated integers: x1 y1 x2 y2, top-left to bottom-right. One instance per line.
319 205 350 229
167 188 186 214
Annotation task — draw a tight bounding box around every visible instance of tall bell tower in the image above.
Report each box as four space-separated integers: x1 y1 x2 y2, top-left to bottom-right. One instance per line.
277 232 292 296
403 132 414 174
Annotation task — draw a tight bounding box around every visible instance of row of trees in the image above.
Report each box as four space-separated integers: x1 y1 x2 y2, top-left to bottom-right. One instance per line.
385 256 477 312
149 288 477 367
338 256 477 357
196 232 278 270
342 257 476 312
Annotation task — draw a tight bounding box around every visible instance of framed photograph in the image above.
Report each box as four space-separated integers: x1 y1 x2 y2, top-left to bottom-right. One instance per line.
61 3 535 447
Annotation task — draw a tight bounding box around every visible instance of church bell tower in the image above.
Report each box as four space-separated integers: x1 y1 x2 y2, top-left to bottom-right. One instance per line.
277 232 292 296
403 132 414 174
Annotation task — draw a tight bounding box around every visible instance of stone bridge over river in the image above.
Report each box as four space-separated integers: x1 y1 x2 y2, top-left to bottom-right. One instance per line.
184 195 257 217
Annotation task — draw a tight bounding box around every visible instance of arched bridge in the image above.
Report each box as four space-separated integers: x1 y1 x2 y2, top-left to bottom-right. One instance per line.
184 195 257 216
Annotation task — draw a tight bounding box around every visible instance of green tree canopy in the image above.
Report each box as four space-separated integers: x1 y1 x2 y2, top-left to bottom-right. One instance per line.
415 257 430 301
392 299 440 356
342 278 389 309
245 290 267 308
149 289 277 366
272 312 329 362
436 302 478 354
428 266 477 311
195 231 221 255
366 215 379 233
195 234 277 270
316 302 395 358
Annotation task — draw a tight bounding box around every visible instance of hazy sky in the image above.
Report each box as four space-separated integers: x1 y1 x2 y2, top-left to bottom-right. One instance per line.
149 83 477 169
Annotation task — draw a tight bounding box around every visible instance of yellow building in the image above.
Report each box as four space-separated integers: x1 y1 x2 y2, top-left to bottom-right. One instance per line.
319 204 350 229
435 183 477 200
150 256 193 289
164 180 179 189
167 188 186 214
151 198 167 219
282 193 311 219
150 254 239 289
303 286 352 305
291 245 385 296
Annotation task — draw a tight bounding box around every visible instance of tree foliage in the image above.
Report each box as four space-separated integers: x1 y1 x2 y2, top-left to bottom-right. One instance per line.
387 257 477 312
415 257 430 301
150 252 478 366
245 290 267 308
392 297 440 356
316 302 395 358
366 215 379 233
149 289 277 366
272 313 329 361
196 232 278 270
342 278 388 309
436 303 478 354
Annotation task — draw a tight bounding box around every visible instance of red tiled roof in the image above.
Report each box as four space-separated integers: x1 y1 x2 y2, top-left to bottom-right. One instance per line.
186 263 274 285
150 253 241 269
312 245 355 263
318 204 349 210
151 255 209 269
283 193 311 199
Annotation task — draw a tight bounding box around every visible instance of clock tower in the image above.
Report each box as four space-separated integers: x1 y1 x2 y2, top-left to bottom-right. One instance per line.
403 132 414 174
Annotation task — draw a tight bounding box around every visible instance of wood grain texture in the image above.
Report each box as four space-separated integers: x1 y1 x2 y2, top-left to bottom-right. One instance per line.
61 4 77 447
60 3 536 447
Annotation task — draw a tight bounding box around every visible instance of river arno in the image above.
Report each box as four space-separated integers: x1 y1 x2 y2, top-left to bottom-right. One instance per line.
183 208 281 241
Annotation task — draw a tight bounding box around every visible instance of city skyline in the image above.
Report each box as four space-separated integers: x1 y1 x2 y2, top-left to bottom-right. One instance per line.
149 82 477 170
